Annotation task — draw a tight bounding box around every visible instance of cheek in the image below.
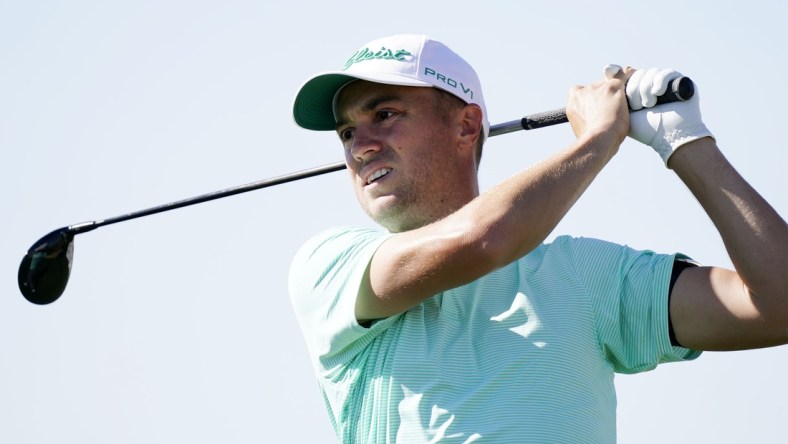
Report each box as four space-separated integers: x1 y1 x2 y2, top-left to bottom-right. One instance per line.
343 146 355 164
346 166 363 192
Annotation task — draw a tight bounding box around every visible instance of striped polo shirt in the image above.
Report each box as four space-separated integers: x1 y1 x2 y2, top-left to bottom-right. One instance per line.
289 226 700 443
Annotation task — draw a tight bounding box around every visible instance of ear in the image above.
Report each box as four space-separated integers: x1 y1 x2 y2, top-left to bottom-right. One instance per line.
458 104 483 148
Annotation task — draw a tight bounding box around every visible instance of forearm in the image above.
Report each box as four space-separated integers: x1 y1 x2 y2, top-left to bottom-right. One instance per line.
364 132 620 320
406 131 618 280
469 131 619 266
430 71 629 277
670 138 788 320
361 71 629 321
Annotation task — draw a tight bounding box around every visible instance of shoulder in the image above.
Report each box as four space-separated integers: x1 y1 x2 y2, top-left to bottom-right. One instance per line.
288 226 391 300
288 226 395 367
291 226 390 268
534 235 684 292
537 235 631 267
545 234 676 265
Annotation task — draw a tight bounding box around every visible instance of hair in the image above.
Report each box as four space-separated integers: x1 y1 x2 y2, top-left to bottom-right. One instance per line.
432 88 485 168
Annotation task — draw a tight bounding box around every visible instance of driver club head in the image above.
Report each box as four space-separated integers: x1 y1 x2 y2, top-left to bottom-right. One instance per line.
18 227 75 305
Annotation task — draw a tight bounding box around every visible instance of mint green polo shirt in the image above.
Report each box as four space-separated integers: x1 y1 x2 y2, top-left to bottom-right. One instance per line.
289 226 701 443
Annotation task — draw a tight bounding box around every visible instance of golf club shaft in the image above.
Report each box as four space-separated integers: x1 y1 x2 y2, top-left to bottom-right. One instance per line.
62 114 547 235
70 115 548 234
67 76 694 234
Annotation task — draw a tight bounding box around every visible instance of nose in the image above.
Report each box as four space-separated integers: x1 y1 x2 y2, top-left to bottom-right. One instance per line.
348 125 383 162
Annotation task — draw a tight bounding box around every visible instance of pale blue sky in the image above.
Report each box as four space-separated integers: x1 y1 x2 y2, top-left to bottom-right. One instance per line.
1 1 786 442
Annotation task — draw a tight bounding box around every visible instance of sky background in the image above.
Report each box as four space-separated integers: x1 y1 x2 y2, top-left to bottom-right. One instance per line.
1 1 786 442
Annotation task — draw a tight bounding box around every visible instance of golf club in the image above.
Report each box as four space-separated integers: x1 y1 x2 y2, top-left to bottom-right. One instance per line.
18 77 694 305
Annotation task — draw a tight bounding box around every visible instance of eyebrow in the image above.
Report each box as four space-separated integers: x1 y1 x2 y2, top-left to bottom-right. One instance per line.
335 94 401 129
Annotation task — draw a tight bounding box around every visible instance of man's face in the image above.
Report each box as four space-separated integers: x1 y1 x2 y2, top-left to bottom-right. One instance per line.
334 81 479 232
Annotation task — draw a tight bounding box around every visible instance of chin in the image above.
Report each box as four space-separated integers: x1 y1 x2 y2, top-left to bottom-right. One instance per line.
366 206 408 233
361 195 425 232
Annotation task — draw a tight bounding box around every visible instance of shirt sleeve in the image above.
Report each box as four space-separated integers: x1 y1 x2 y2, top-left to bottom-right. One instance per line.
288 226 395 374
554 236 702 374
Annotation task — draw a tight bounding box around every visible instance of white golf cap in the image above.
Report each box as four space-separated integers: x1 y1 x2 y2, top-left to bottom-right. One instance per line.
292 34 489 138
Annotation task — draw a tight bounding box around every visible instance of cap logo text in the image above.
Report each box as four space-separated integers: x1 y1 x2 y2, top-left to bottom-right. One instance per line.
344 47 413 70
424 67 474 100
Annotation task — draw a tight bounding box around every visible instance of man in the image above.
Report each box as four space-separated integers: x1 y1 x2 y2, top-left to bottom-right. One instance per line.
288 34 787 442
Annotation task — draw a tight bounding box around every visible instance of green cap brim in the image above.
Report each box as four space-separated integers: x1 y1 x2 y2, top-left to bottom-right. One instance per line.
292 73 358 131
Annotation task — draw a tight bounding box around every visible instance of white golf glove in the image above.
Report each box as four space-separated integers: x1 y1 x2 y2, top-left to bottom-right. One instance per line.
625 67 714 166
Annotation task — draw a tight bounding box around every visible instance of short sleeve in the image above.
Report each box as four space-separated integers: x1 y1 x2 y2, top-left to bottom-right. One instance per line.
554 236 702 374
288 226 394 373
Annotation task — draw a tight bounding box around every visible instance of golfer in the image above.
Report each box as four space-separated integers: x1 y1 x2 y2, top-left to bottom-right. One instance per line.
288 34 787 443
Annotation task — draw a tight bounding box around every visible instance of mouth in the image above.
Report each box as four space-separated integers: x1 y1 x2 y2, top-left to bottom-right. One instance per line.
366 168 392 185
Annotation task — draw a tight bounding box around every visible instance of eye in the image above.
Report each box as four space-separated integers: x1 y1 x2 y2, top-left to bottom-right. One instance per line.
338 128 355 142
376 110 395 121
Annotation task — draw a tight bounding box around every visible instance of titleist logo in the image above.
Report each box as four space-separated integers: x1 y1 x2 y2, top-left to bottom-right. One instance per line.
344 47 412 70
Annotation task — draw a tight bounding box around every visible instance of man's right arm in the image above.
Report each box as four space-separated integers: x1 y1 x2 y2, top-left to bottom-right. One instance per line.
356 70 633 323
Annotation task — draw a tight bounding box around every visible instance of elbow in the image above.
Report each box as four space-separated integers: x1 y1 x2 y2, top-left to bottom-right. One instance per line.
452 216 538 273
763 297 788 346
439 217 503 273
749 287 788 347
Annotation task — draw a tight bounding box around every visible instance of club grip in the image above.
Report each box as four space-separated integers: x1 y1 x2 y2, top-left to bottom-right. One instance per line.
656 76 695 104
528 76 695 129
487 76 696 137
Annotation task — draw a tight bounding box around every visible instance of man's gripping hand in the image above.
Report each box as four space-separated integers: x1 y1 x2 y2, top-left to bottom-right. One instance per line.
626 68 715 166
